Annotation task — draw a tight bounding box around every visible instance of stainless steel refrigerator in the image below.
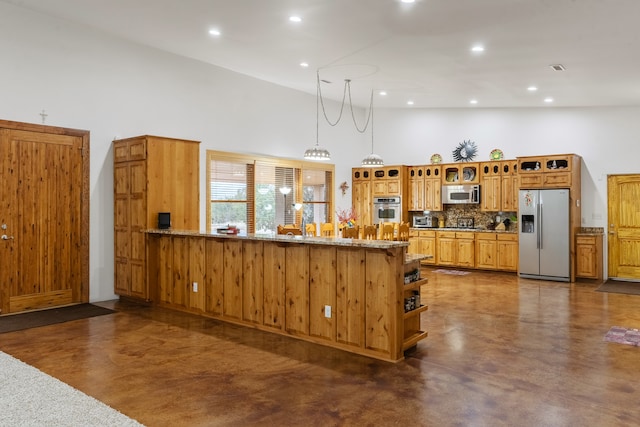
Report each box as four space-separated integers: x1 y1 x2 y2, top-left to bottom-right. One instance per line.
518 189 570 281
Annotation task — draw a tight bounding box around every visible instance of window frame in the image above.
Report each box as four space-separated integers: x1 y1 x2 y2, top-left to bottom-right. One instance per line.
206 149 334 234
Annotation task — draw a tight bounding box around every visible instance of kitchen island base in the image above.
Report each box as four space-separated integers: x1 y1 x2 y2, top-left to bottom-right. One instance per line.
146 231 428 362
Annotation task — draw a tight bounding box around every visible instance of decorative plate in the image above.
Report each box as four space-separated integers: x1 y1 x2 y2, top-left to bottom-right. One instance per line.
490 149 504 160
463 168 475 181
430 153 442 164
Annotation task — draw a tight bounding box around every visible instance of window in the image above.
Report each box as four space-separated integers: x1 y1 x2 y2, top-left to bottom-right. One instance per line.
206 150 334 235
301 168 332 231
207 155 254 234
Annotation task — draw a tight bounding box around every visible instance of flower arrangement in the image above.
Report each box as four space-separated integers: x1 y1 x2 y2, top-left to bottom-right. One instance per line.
336 207 358 228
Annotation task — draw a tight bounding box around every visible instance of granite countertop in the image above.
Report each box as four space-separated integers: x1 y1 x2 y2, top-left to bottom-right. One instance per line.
405 253 433 264
146 229 410 249
576 227 605 236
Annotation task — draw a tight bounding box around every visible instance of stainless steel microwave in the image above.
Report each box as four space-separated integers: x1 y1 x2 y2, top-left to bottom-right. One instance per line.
442 185 480 204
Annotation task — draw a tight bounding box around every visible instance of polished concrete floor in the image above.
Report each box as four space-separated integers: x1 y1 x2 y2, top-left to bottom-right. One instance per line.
1 269 639 426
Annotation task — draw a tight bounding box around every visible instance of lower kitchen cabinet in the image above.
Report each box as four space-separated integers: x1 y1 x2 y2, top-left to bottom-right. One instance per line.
476 233 497 269
427 231 518 272
496 234 518 272
576 234 603 281
436 231 475 267
408 229 436 265
436 232 456 266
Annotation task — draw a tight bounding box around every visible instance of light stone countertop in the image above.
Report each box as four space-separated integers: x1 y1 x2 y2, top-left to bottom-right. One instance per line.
146 229 410 249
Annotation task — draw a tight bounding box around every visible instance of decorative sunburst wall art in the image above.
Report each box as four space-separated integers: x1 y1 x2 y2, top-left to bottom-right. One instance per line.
452 140 478 162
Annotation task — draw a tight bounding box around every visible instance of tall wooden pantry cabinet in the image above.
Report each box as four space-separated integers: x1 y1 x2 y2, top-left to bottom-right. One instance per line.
113 135 200 300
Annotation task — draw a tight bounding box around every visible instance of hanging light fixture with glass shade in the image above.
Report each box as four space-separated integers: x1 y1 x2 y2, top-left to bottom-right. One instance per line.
360 92 383 167
305 69 382 166
303 73 332 161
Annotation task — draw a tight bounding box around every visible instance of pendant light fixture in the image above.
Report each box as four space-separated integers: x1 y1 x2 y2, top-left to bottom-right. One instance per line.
303 74 331 161
360 94 383 167
305 69 382 166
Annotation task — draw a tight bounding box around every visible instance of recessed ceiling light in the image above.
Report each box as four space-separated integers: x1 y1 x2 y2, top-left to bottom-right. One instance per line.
469 99 478 104
209 29 221 36
527 86 538 92
471 45 485 53
379 91 387 96
300 62 309 68
401 0 416 3
407 100 414 106
544 97 554 103
289 16 302 23
549 64 565 71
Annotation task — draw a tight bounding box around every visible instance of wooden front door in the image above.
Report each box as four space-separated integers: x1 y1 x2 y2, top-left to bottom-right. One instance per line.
608 174 640 281
0 122 89 314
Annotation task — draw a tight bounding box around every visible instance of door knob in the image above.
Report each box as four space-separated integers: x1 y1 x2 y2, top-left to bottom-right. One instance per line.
1 234 13 240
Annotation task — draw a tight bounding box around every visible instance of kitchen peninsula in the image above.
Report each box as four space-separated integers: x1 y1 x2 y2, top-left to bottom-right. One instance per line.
145 230 429 362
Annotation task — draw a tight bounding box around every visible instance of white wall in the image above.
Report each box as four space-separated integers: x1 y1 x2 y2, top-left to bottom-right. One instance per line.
1 3 637 299
374 107 640 229
0 3 365 302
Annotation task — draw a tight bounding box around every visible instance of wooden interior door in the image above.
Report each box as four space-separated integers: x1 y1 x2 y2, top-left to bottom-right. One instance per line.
0 122 89 314
607 174 640 281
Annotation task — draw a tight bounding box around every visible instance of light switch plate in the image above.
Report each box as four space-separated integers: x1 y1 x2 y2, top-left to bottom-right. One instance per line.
324 305 331 318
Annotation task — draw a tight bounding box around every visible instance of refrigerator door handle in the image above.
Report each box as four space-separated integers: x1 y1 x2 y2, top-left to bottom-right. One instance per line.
538 202 543 249
537 201 542 249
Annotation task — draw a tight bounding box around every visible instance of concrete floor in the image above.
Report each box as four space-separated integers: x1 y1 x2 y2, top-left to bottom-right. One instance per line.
1 268 638 426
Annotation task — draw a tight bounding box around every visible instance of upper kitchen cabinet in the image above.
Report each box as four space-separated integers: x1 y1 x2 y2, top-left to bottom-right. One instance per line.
480 161 501 212
352 168 373 226
501 160 518 212
479 159 518 212
114 135 200 300
424 165 442 211
443 162 479 185
518 154 581 189
371 166 405 196
407 166 425 211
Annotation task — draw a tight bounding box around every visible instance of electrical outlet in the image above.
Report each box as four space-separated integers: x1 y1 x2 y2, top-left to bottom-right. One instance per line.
193 282 198 292
324 305 331 318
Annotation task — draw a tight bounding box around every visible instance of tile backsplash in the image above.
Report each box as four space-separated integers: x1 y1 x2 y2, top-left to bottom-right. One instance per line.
412 205 518 231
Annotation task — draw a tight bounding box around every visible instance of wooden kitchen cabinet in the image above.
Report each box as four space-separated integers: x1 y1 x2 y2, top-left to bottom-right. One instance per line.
407 166 425 211
518 154 580 189
436 231 475 267
475 232 518 272
576 234 603 281
496 233 518 272
501 160 518 212
443 162 479 185
480 160 518 213
352 168 372 226
424 165 442 211
408 229 436 265
480 162 502 212
476 233 497 269
436 231 456 266
456 233 476 267
114 135 200 300
371 166 404 196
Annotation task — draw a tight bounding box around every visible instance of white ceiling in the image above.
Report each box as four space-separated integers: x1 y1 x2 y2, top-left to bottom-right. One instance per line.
5 0 640 108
